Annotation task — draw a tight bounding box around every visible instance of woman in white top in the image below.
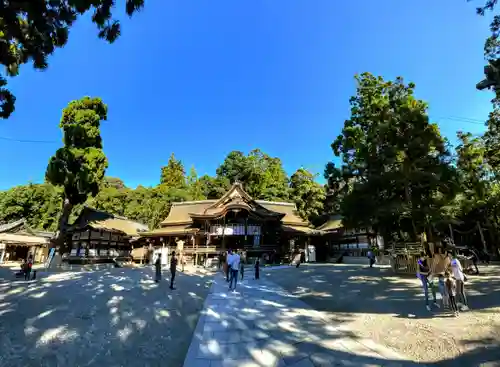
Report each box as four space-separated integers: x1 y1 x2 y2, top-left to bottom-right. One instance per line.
449 251 469 310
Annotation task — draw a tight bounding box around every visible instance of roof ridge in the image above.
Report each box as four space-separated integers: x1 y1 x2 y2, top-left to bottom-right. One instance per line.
171 200 217 206
84 206 148 227
256 200 296 206
0 218 26 233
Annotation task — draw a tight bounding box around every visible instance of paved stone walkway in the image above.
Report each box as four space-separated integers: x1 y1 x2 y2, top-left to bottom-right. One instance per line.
183 274 425 367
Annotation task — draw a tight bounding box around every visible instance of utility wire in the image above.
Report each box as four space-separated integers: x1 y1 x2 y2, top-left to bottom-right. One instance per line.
0 136 58 144
436 116 485 125
0 115 489 145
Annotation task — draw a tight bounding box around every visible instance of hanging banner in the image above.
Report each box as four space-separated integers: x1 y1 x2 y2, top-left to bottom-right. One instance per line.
253 235 260 248
210 224 261 236
45 248 56 269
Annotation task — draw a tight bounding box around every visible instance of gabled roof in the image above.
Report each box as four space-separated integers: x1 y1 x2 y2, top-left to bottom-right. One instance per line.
0 218 27 233
190 182 284 220
317 215 343 232
160 200 216 226
0 218 54 245
256 201 309 227
0 233 50 245
0 218 54 238
159 182 311 229
69 207 149 237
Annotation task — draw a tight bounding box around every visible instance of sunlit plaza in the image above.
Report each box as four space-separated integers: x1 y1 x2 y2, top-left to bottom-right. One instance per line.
1 264 499 366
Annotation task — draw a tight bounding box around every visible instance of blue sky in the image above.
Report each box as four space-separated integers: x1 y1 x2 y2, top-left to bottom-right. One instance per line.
0 0 495 190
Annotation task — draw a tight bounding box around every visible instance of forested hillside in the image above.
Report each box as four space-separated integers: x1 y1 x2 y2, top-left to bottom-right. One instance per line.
0 150 326 231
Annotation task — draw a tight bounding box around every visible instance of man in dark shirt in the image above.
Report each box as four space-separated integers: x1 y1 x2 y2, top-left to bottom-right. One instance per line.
170 251 177 290
417 252 437 311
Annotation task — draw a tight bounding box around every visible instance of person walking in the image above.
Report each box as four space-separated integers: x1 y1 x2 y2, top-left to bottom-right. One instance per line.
24 256 33 281
225 250 233 282
254 258 260 280
367 249 375 268
180 252 185 272
240 254 245 281
417 252 438 311
170 251 177 290
450 252 469 310
296 252 301 268
218 252 223 269
228 251 240 291
154 254 162 283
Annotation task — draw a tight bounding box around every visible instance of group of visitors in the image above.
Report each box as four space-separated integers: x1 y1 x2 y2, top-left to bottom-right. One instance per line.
154 251 177 290
222 249 261 292
417 250 469 316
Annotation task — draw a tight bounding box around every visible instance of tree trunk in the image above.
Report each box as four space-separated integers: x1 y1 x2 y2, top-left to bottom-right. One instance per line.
477 221 488 254
53 197 73 252
403 160 418 241
484 216 496 253
404 180 418 241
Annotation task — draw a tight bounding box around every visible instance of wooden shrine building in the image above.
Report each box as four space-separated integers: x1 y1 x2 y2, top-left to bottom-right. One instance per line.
66 207 149 264
317 214 381 261
140 182 318 265
0 219 53 263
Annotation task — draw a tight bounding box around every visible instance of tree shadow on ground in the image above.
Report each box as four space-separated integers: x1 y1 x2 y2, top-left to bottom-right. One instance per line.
263 264 500 366
265 264 500 318
186 275 427 367
0 267 212 367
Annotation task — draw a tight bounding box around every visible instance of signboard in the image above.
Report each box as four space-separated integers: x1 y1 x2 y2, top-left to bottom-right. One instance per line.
45 248 56 268
209 224 261 236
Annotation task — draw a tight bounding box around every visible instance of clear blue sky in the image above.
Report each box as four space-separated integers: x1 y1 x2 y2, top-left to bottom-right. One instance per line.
0 0 495 190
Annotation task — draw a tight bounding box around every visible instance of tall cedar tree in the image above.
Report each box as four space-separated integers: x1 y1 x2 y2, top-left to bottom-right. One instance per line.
46 97 109 248
330 73 458 242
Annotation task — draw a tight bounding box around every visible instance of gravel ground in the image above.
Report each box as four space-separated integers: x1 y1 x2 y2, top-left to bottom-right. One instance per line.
266 263 500 366
0 267 212 367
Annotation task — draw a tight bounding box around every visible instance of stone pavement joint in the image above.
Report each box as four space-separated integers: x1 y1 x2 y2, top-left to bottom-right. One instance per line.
183 275 424 367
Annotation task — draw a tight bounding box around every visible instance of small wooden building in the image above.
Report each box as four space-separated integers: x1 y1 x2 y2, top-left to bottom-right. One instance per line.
139 182 319 266
66 207 148 264
0 219 52 263
317 215 379 262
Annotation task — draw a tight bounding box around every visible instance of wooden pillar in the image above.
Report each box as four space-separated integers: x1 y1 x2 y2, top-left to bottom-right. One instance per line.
222 215 227 251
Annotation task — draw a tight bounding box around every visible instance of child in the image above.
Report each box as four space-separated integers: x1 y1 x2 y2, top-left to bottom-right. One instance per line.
445 271 459 316
437 273 449 310
254 258 260 280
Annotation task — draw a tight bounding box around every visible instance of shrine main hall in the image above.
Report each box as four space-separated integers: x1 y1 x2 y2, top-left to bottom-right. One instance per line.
139 182 318 263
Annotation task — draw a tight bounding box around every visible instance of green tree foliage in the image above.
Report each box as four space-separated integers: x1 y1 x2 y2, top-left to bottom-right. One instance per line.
328 73 458 242
0 183 62 230
186 166 207 201
46 97 109 245
0 0 145 119
289 168 326 222
102 177 127 190
197 175 230 199
472 1 500 94
2 147 327 232
160 153 187 190
216 149 290 201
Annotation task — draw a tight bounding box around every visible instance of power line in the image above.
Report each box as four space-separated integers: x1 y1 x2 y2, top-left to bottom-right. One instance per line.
0 115 489 145
0 136 58 144
436 116 485 125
